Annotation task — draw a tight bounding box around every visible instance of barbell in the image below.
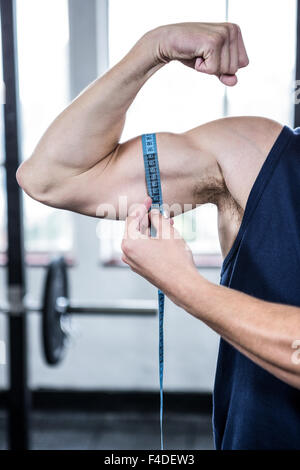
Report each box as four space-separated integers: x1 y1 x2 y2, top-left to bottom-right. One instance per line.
0 257 158 366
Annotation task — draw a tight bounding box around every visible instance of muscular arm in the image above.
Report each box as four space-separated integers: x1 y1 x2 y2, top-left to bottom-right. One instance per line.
180 274 300 390
121 208 300 390
16 22 250 219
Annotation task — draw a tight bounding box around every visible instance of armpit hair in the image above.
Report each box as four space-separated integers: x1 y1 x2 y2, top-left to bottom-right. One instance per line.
193 166 243 218
192 157 230 206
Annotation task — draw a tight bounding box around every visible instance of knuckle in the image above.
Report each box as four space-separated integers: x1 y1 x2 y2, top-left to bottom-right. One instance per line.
221 24 229 36
209 32 224 48
229 63 238 74
228 23 238 36
207 62 219 75
121 239 130 254
240 56 249 67
218 24 230 40
121 255 128 265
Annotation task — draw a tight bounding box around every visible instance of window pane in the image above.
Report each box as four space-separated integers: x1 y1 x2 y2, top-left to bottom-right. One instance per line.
16 0 73 254
227 0 297 125
174 205 220 254
0 18 7 254
0 17 4 166
99 0 226 264
99 0 297 265
0 168 7 254
109 0 226 137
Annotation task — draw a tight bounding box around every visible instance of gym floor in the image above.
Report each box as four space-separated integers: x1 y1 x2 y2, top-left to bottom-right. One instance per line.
0 410 213 450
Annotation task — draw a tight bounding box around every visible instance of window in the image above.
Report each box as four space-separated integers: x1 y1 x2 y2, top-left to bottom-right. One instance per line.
16 0 73 257
226 0 296 124
99 0 227 266
0 17 7 260
0 168 6 257
98 0 297 267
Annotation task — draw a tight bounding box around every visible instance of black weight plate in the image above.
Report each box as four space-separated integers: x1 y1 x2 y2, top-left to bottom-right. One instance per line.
42 256 69 365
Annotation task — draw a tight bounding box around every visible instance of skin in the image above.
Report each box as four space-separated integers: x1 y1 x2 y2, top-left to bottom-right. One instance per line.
122 200 300 390
16 23 300 388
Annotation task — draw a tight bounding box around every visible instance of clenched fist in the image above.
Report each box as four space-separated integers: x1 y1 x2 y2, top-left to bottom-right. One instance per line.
149 22 249 86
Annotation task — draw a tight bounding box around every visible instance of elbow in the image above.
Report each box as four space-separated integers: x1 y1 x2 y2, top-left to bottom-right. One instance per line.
289 340 300 389
16 158 80 212
16 159 53 205
276 342 300 390
16 162 28 192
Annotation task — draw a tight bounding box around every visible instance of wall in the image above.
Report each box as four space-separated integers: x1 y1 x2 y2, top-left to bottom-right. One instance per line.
0 0 220 392
0 263 220 392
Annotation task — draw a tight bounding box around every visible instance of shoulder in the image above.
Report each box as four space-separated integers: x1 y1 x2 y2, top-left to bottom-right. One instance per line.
187 116 284 209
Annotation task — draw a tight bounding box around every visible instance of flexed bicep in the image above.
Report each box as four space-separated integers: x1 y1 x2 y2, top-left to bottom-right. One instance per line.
41 130 219 219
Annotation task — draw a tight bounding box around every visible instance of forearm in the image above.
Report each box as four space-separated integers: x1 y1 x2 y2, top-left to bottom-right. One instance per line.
46 28 164 168
176 271 300 389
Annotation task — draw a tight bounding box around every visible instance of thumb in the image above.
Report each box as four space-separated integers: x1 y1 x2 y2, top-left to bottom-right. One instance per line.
150 209 173 239
219 73 238 86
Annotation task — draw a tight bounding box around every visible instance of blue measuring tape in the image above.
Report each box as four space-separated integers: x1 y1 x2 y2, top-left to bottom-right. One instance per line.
141 133 165 450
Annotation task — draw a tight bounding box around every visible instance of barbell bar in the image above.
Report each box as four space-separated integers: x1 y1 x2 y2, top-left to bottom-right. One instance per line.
0 257 158 366
0 298 158 316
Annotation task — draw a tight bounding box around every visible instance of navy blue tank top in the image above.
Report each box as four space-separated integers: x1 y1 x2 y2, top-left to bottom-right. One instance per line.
213 125 300 450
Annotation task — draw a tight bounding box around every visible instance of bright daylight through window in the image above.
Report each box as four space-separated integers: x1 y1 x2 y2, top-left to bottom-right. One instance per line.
16 0 73 258
0 0 296 266
98 0 296 267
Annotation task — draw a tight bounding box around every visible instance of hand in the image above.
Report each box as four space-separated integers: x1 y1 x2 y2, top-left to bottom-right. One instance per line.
121 197 199 302
151 22 249 86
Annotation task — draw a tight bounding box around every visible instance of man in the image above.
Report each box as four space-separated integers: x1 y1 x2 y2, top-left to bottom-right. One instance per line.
17 22 300 449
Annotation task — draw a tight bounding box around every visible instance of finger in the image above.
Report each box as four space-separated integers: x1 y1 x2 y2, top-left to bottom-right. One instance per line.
198 51 221 76
219 30 230 75
237 26 249 68
125 209 143 240
217 25 239 87
126 199 150 235
140 211 150 235
150 209 174 239
228 24 239 75
139 196 152 234
128 200 149 220
121 255 129 265
144 196 152 212
197 33 223 76
195 57 204 71
218 37 236 86
124 215 140 241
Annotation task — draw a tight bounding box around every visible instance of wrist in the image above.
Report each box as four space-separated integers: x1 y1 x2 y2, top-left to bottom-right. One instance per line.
129 27 167 78
168 267 212 316
142 26 169 64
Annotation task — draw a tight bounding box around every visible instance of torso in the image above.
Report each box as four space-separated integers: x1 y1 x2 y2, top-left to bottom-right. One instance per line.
217 193 244 259
191 116 284 261
205 117 284 260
